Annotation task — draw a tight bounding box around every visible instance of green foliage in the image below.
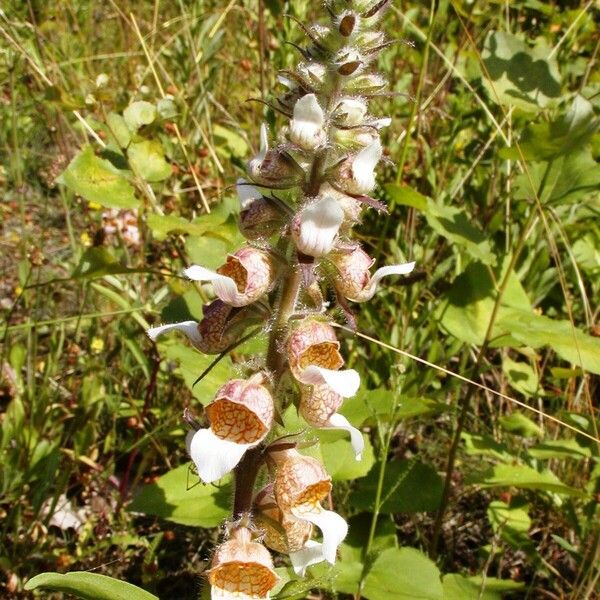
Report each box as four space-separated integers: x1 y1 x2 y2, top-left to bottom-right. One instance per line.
24 572 158 600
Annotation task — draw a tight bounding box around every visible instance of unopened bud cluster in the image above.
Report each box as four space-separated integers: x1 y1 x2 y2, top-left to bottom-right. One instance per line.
148 1 415 597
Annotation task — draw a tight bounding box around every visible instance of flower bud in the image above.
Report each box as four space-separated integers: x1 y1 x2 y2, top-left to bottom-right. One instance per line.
289 94 326 150
319 182 362 225
189 374 274 483
343 72 386 94
248 124 304 188
287 319 360 398
335 139 382 195
299 384 364 460
184 247 275 307
291 196 344 257
334 98 368 127
146 300 261 355
272 449 347 565
330 246 415 302
237 179 283 240
208 526 278 600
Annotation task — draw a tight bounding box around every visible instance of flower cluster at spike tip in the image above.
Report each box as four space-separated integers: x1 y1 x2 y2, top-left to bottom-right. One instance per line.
147 1 415 597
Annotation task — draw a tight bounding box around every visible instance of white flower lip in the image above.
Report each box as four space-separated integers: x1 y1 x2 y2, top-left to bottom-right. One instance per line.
184 265 243 306
326 413 364 460
147 320 202 346
299 366 360 398
290 94 326 150
289 540 326 576
357 261 416 301
189 428 258 484
248 123 269 178
336 97 368 126
350 139 382 194
236 178 262 210
290 504 348 565
293 196 344 257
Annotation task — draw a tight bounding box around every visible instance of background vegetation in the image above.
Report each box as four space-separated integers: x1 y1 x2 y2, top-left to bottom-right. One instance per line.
1 0 599 598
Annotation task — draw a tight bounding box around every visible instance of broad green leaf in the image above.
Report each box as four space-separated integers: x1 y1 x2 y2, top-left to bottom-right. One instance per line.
467 464 584 496
147 214 214 241
499 412 543 437
501 95 600 160
385 184 428 211
128 139 171 182
350 459 443 513
318 430 374 481
442 574 524 599
462 433 513 463
497 310 600 375
502 357 540 397
513 149 600 205
128 464 231 527
106 112 131 149
528 439 591 460
363 548 443 600
487 499 532 549
481 31 561 111
24 572 157 600
213 124 249 159
123 101 157 131
425 200 495 265
157 97 178 119
437 260 532 346
163 344 234 403
72 248 136 279
58 145 139 209
185 219 245 270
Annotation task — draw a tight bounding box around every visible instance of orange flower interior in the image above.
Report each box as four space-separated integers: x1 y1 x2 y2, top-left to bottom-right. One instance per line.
207 400 267 444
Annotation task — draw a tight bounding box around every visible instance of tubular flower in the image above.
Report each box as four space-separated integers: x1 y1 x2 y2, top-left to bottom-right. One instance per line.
189 374 274 483
185 247 275 308
333 97 368 127
248 124 304 189
272 449 347 569
337 139 382 195
289 94 327 150
291 196 345 257
318 182 363 225
237 179 283 241
207 526 279 600
329 246 416 302
147 299 260 355
287 319 360 398
299 384 364 460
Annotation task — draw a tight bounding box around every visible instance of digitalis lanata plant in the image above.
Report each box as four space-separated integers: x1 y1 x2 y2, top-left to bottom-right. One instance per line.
149 1 414 596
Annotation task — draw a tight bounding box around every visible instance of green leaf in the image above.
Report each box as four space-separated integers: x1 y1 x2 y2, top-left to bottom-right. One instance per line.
481 31 561 112
362 548 443 600
501 95 600 160
487 499 532 549
502 357 540 397
58 145 139 209
123 101 157 131
213 124 249 159
72 248 136 279
497 310 600 375
467 464 585 496
499 412 543 437
157 97 178 119
318 430 374 481
185 220 245 270
425 200 495 265
147 214 228 242
128 464 231 527
437 260 532 346
24 572 158 600
350 460 443 513
528 439 591 460
462 433 513 463
163 344 234 403
385 184 428 211
442 574 524 599
106 113 131 149
127 139 171 182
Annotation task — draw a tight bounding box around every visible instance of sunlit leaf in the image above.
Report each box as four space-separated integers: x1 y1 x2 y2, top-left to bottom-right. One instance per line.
123 101 157 131
128 139 171 182
499 412 543 437
128 464 231 527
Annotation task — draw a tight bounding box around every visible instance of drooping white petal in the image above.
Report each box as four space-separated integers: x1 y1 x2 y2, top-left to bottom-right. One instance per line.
189 428 253 484
184 265 240 305
291 505 348 565
326 413 364 460
299 366 360 398
211 586 268 600
289 540 326 576
290 94 326 150
371 117 392 129
350 139 382 194
294 197 344 257
236 178 262 210
248 124 269 179
358 261 416 301
147 320 202 345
